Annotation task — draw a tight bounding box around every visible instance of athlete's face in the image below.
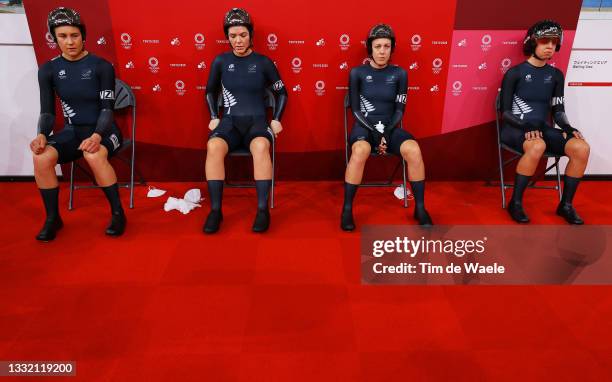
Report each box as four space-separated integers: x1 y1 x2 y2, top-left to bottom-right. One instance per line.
371 38 392 67
228 26 251 56
534 37 558 60
55 25 84 59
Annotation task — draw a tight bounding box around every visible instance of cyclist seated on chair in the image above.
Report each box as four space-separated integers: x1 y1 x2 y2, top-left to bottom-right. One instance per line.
500 20 590 225
341 23 432 232
203 8 288 234
29 7 126 242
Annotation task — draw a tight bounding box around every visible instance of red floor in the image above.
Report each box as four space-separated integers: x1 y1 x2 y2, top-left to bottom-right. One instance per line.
1 181 612 381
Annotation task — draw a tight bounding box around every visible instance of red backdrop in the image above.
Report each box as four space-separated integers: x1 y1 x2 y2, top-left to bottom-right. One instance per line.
23 0 583 180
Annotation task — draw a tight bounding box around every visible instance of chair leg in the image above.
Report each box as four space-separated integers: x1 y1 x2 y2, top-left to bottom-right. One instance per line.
402 159 408 208
68 161 75 210
131 108 138 200
271 138 275 209
129 144 135 209
555 158 562 201
344 109 349 167
498 145 506 209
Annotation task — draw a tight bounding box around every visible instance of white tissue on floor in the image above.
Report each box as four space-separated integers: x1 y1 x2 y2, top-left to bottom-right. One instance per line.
394 185 413 200
183 188 203 204
147 186 167 198
164 196 202 214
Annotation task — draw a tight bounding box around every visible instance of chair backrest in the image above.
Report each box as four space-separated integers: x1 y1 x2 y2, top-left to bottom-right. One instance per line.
495 89 501 112
114 79 136 110
494 89 503 143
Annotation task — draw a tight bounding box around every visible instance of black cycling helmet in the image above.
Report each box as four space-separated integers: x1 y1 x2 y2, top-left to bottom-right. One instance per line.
47 7 86 42
367 23 395 56
523 20 563 56
223 8 253 38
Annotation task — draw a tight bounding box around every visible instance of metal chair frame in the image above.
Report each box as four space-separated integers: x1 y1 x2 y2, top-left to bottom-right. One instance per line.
69 78 143 210
343 93 409 208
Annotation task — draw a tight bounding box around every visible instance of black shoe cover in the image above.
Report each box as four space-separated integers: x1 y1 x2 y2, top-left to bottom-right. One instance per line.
36 216 63 241
252 209 270 233
203 210 223 234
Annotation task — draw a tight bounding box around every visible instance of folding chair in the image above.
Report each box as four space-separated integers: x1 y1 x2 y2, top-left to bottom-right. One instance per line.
494 90 562 208
343 93 409 208
217 88 276 208
69 78 141 210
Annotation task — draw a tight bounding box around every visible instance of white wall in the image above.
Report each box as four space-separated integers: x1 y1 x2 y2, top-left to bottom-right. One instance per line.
552 10 612 175
0 46 40 176
0 13 40 176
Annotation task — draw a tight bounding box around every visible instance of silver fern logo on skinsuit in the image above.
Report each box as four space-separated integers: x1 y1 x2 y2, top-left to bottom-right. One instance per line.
61 100 76 124
512 95 533 119
360 95 375 116
222 83 237 113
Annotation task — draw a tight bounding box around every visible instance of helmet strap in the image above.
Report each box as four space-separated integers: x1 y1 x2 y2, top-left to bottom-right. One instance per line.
532 50 546 62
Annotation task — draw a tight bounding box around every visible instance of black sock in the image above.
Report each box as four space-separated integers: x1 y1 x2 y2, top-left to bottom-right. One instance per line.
561 175 581 206
207 180 224 211
410 180 426 209
510 173 530 205
255 180 272 210
343 182 358 211
39 187 60 221
102 183 124 215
